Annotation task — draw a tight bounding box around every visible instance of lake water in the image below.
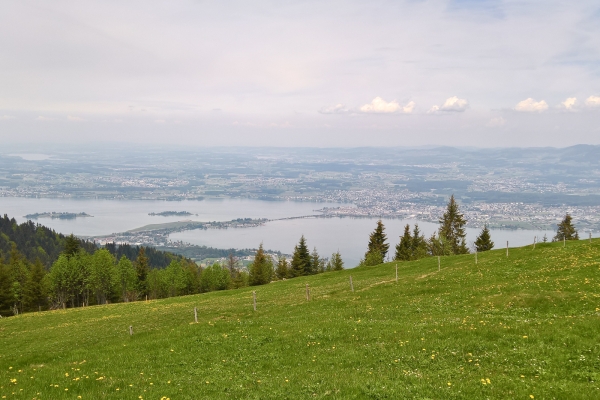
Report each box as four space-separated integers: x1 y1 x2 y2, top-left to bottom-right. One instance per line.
0 196 564 268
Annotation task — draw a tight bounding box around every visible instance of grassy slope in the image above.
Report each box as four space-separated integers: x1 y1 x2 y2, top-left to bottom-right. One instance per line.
1 240 599 399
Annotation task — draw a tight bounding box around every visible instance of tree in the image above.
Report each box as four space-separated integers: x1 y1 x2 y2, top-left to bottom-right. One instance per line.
63 234 80 257
474 224 494 252
23 259 47 311
90 249 116 305
275 255 289 280
310 247 325 274
554 213 579 241
226 252 240 279
135 247 149 298
290 235 311 277
116 256 137 302
427 232 451 256
411 224 428 260
439 195 469 254
363 220 389 265
394 224 413 261
0 260 13 316
249 244 273 286
199 262 231 292
326 251 344 271
164 260 187 297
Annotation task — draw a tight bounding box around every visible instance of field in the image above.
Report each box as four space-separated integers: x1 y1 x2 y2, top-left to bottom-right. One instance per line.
1 240 599 399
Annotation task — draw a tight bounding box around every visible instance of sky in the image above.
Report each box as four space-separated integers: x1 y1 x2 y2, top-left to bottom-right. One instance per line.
1 0 599 147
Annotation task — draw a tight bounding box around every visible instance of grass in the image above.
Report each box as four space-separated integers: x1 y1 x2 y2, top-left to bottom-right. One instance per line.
1 240 600 399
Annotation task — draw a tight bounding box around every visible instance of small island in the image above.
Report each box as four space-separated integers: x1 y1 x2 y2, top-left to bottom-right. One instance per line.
25 212 93 220
148 211 195 217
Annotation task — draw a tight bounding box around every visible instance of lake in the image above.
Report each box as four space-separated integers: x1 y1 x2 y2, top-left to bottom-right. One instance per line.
0 196 564 267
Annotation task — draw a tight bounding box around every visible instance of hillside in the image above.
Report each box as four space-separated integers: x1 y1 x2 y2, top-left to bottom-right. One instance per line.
1 239 599 399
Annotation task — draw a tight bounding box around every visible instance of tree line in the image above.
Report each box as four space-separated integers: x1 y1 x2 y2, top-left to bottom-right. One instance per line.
360 195 579 265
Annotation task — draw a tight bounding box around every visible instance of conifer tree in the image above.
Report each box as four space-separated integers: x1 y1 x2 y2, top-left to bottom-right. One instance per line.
290 235 311 277
63 234 80 258
394 224 413 261
249 243 273 285
411 224 428 260
474 224 494 252
310 247 325 274
135 247 149 298
275 255 289 280
439 195 469 254
553 213 579 241
23 259 47 311
363 220 389 265
326 251 344 271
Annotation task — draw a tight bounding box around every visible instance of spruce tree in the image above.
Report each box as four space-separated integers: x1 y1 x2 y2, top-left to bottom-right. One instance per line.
439 195 469 254
275 255 289 280
474 224 494 252
410 224 428 260
553 213 579 241
290 235 311 277
23 259 47 311
328 251 344 271
63 234 80 258
364 220 389 265
394 224 413 261
249 243 273 286
135 247 149 298
310 247 324 274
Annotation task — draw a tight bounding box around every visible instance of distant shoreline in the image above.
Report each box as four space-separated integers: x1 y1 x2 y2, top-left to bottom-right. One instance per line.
24 212 93 220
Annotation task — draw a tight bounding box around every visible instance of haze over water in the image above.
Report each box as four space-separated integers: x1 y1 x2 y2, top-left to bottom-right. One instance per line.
1 196 563 267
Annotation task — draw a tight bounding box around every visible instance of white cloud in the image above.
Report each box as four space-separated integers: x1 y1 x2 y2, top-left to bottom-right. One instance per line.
427 105 440 114
319 104 350 114
486 117 506 127
67 115 85 121
0 115 16 120
359 97 414 114
514 98 548 112
560 97 577 110
36 116 55 121
585 96 600 107
440 96 469 112
402 101 416 114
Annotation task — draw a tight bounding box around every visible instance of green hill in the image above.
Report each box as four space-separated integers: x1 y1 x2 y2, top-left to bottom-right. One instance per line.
1 240 599 399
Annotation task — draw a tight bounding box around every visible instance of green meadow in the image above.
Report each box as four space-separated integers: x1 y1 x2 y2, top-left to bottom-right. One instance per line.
1 240 599 399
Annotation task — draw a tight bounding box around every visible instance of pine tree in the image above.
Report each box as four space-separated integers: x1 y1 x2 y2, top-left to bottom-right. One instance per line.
364 220 389 265
474 224 494 252
275 255 289 280
328 251 344 271
439 195 469 254
135 247 149 298
554 213 579 241
290 235 311 277
249 243 273 286
394 224 413 261
542 234 548 243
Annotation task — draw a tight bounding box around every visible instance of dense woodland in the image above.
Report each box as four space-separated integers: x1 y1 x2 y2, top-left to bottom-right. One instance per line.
0 197 579 317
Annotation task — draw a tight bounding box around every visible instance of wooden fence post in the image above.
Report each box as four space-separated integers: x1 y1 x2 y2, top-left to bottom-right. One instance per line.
253 291 256 311
438 256 440 271
194 307 198 323
129 326 133 336
533 236 536 250
350 276 354 292
306 284 310 301
475 250 477 264
506 241 509 257
395 264 398 283
564 237 566 247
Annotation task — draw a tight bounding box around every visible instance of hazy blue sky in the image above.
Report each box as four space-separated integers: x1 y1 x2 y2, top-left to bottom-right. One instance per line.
1 0 599 147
